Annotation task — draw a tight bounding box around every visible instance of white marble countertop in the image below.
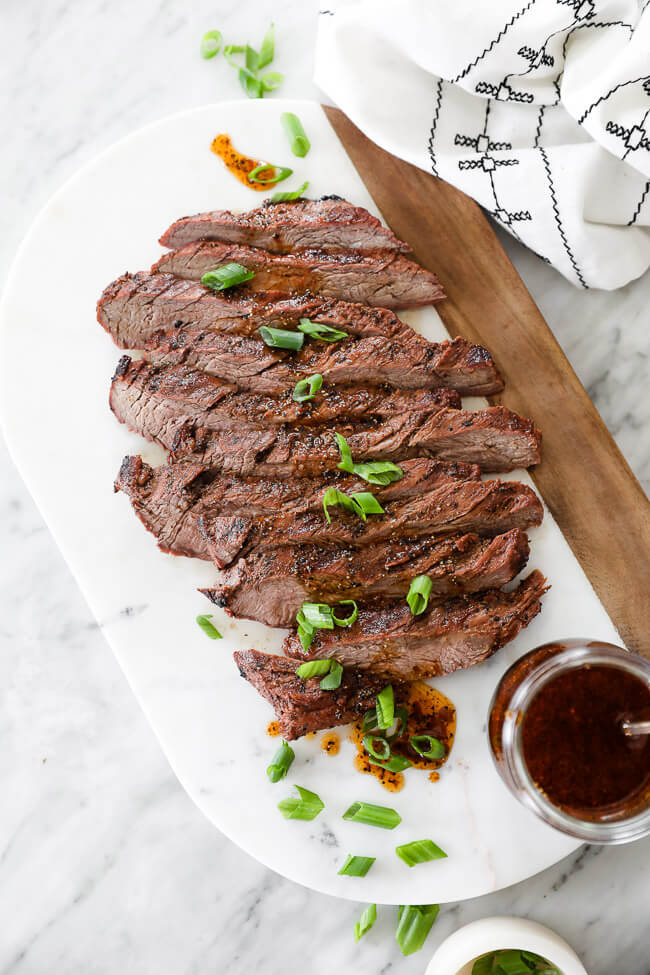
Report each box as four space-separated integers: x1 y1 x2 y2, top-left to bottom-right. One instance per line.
1 1 649 972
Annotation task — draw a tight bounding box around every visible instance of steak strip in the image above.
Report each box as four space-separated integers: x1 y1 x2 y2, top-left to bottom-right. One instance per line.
114 454 479 559
145 324 501 395
199 480 544 568
234 648 386 740
202 530 531 627
159 197 411 254
281 571 549 680
152 240 444 308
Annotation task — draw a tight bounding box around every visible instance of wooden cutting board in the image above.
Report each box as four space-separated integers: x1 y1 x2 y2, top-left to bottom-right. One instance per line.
325 106 650 660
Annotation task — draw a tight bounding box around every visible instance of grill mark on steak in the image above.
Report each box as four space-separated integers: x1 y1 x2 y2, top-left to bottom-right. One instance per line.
202 530 531 627
233 648 386 740
159 198 411 254
199 480 543 568
114 454 480 559
152 240 444 309
145 323 502 396
281 571 549 681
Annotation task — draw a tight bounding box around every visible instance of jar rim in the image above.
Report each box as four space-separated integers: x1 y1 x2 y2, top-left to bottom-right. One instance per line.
495 641 650 844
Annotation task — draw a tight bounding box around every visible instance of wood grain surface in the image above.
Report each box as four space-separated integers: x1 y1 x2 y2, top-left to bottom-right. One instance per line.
325 105 650 659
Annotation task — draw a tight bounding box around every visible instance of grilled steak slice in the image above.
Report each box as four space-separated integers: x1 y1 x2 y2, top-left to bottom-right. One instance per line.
200 480 543 568
169 406 541 477
109 357 461 446
282 571 549 680
152 241 444 308
114 454 479 559
159 198 410 254
234 648 386 740
146 324 498 395
202 530 531 626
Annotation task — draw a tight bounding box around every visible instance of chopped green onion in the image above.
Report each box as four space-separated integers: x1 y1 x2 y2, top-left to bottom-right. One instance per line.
376 685 395 730
322 486 360 524
495 950 537 974
292 373 323 403
354 903 377 942
270 180 309 203
369 754 412 773
395 904 440 956
295 659 332 679
261 71 284 92
201 263 255 292
361 709 378 734
332 600 358 627
335 432 354 473
223 44 245 54
384 705 409 743
338 854 375 877
363 734 391 762
281 111 311 157
195 614 222 639
258 23 275 69
471 956 495 975
258 325 304 350
278 784 324 821
343 801 402 830
248 162 293 185
245 43 259 72
350 491 385 517
223 45 264 99
350 460 404 486
266 739 295 783
302 602 335 629
319 659 343 690
200 29 222 59
298 317 348 342
407 575 433 616
295 608 315 651
395 839 447 868
410 734 445 760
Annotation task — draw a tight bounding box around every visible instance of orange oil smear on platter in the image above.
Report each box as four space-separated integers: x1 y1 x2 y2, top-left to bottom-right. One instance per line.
321 732 340 756
305 730 317 739
211 134 275 190
350 682 456 792
266 720 280 737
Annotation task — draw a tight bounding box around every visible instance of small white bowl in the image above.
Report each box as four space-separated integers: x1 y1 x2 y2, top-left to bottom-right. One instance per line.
425 917 588 975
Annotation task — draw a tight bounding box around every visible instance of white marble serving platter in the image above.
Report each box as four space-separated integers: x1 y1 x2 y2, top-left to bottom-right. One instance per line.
0 100 623 904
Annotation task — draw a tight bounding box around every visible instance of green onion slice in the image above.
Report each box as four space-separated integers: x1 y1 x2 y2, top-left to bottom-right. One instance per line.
319 659 343 690
361 708 378 734
248 162 293 185
335 432 354 473
376 685 395 730
258 23 275 69
270 180 309 203
200 29 222 59
354 903 377 942
471 956 495 975
261 71 284 92
322 486 360 524
201 263 255 292
350 491 385 517
245 44 259 72
278 784 324 821
343 801 402 830
302 602 335 629
396 839 448 868
332 600 358 627
195 614 222 639
407 575 433 616
258 325 304 350
384 706 409 743
410 734 445 760
370 754 412 773
338 854 375 877
295 659 332 680
363 734 391 762
292 373 323 403
350 460 404 486
298 317 347 342
266 739 295 783
281 111 311 157
396 904 440 956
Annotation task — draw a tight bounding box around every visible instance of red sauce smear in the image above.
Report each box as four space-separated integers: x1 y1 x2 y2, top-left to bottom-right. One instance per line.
211 134 276 190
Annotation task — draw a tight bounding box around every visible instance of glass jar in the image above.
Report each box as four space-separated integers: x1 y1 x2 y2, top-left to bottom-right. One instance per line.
488 640 650 843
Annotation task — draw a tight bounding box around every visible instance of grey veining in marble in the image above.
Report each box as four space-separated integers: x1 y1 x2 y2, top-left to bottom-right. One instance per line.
1 1 649 972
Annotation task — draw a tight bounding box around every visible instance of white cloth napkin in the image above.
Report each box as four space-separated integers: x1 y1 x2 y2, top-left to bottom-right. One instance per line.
315 0 650 289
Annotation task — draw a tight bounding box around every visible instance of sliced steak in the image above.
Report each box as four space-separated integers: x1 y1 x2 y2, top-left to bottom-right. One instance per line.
109 357 461 446
152 240 444 308
114 454 479 559
145 324 500 395
282 571 549 680
169 405 541 477
199 480 543 568
202 530 531 627
234 648 386 740
159 198 410 254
